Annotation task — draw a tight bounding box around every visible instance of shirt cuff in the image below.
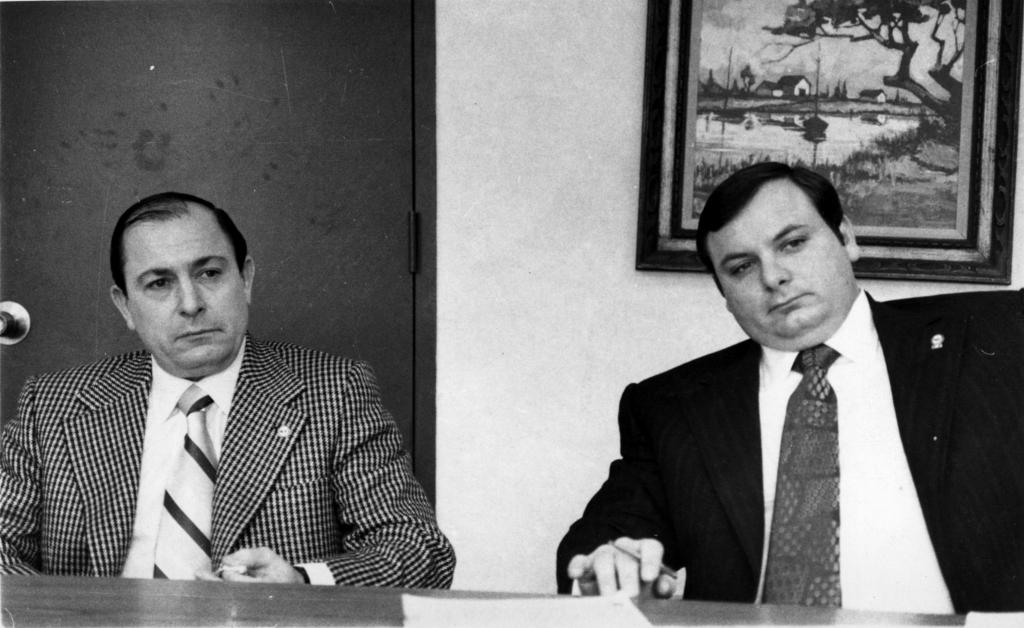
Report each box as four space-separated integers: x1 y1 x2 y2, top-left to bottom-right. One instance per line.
295 562 334 585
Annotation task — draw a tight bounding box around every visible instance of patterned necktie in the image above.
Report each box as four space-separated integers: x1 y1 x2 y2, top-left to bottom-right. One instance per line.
153 384 217 579
763 344 841 606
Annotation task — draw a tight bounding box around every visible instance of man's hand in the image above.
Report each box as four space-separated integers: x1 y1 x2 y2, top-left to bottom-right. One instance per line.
566 537 675 598
195 547 305 584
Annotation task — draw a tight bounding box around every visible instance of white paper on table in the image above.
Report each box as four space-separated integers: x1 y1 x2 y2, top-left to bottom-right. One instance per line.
401 591 651 627
965 611 1024 628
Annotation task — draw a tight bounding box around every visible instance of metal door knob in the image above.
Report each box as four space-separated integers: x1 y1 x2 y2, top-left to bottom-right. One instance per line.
0 301 31 345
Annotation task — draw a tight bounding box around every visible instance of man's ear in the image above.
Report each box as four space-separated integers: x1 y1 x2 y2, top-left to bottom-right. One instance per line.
241 256 255 304
110 285 136 331
839 216 861 263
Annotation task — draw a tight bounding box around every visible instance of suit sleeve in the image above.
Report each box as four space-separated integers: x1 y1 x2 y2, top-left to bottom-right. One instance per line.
317 362 455 588
0 376 44 575
556 382 674 593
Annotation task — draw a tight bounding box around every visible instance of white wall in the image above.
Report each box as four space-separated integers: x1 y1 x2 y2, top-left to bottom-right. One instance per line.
435 0 1024 593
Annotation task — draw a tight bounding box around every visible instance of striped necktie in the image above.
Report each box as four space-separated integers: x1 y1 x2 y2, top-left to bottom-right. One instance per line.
154 384 217 579
763 344 841 606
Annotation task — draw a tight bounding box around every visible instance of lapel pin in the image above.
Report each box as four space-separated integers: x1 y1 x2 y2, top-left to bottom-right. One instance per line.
276 425 292 439
930 334 944 350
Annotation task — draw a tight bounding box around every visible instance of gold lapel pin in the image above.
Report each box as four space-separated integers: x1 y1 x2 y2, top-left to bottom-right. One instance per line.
276 425 292 439
930 334 944 350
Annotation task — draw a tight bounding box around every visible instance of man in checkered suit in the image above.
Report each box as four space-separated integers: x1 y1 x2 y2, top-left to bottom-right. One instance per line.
0 192 455 587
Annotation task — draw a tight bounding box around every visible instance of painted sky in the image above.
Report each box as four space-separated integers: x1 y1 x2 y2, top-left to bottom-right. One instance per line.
697 0 968 101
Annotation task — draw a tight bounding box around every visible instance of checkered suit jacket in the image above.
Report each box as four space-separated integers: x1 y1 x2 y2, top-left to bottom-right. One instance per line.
0 337 455 587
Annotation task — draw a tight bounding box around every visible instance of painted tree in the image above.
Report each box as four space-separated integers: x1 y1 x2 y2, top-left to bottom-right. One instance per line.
766 0 965 123
740 64 757 92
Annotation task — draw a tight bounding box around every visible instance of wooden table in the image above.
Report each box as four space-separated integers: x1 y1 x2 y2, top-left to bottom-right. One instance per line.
0 575 965 626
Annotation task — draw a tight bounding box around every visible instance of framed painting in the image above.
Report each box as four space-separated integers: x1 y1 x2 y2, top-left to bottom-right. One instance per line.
636 0 1022 283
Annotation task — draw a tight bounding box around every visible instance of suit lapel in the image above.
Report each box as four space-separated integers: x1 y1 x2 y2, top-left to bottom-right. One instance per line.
681 341 765 577
871 296 965 501
666 298 965 587
212 339 307 559
63 354 150 576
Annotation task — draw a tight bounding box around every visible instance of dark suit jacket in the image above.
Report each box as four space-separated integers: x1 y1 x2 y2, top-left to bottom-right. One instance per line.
1 337 455 587
557 291 1024 613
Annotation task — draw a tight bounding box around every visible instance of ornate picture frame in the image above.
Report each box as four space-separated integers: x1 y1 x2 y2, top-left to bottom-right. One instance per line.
636 0 1022 283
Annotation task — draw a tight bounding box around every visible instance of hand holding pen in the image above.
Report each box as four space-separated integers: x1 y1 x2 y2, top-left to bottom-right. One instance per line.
195 547 307 584
566 537 677 599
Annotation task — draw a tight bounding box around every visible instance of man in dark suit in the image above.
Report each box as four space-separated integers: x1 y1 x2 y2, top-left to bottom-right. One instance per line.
557 162 1024 613
0 192 455 587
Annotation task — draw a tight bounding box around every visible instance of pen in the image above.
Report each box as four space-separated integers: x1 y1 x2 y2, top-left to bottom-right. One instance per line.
608 540 678 579
215 564 247 576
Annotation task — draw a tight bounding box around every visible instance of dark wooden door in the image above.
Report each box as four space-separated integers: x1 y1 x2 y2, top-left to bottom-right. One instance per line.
0 1 427 475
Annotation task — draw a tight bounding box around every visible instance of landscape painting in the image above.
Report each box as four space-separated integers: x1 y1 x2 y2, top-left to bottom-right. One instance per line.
636 0 1020 282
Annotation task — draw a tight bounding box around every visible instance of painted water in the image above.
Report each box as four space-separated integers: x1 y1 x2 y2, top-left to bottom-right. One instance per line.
696 112 921 167
690 111 958 230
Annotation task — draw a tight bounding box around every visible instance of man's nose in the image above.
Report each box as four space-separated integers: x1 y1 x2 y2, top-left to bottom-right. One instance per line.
760 257 791 289
177 280 205 315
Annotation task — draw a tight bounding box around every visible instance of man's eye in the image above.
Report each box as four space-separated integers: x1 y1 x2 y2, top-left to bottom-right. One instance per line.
146 278 169 290
199 268 222 279
782 237 806 251
729 262 752 276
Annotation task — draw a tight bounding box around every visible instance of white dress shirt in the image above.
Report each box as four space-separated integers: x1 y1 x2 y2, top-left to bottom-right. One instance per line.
755 291 954 613
120 341 244 578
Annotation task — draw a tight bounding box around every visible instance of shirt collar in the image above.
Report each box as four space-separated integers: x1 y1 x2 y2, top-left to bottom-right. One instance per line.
149 338 247 422
760 290 876 386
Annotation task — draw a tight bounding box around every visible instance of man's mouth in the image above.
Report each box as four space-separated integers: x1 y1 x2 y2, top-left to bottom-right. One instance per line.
178 329 218 340
769 294 808 314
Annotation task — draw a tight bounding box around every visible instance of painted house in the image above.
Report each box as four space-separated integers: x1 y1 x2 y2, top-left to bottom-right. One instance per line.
754 80 780 97
755 75 811 98
860 89 887 103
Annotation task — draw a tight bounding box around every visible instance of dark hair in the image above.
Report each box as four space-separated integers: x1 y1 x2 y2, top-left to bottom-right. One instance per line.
695 162 845 276
110 192 248 292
